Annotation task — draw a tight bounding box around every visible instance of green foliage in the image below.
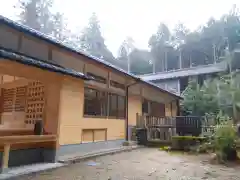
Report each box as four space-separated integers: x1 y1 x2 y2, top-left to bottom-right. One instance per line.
79 13 115 63
214 121 236 148
182 79 219 116
16 2 240 76
197 142 214 153
205 116 238 162
182 71 240 120
16 0 69 41
159 146 171 152
172 136 206 140
147 5 240 74
122 141 130 146
129 49 153 75
171 136 206 151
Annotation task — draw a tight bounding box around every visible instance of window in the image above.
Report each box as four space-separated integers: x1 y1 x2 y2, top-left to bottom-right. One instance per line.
142 99 149 114
118 95 125 119
2 86 27 112
109 93 125 119
84 87 125 119
15 86 27 112
142 99 165 117
84 88 107 117
150 101 165 117
109 93 117 118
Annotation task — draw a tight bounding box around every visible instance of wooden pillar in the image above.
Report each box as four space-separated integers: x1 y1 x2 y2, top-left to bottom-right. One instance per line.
107 72 110 118
176 100 180 116
2 144 10 171
140 86 143 116
170 102 173 117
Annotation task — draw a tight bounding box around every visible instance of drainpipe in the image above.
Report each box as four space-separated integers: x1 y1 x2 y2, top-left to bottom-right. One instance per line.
125 78 141 141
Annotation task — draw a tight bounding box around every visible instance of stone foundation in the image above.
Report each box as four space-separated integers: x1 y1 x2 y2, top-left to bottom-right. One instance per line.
57 139 124 158
0 148 56 172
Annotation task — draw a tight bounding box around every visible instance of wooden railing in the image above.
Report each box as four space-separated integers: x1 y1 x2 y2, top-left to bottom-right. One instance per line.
0 135 57 170
136 114 176 128
175 116 202 136
137 114 202 129
136 114 177 141
145 116 176 128
136 114 203 141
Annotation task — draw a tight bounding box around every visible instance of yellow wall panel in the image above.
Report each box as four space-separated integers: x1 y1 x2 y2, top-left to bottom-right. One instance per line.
128 95 142 126
94 129 106 141
171 101 178 116
58 78 126 145
165 103 171 116
58 77 179 145
81 117 125 141
58 78 83 145
82 130 94 143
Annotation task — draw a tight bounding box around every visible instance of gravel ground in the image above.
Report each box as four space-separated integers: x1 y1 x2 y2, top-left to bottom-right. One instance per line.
19 148 240 180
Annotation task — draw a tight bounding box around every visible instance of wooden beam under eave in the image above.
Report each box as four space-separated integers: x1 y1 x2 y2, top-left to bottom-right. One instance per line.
48 46 53 61
0 59 61 82
83 63 86 74
17 33 23 51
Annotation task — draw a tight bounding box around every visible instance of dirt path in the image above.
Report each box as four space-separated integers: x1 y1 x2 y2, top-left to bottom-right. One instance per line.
19 148 240 180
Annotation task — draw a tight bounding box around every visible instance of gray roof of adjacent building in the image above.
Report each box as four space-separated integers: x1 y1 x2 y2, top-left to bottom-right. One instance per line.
0 15 182 99
139 62 228 82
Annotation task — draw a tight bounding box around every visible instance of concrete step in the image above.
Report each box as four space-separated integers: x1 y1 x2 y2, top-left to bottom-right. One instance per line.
58 145 140 164
0 162 64 180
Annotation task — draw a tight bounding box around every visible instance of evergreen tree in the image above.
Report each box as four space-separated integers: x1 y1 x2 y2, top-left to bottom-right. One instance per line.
16 0 69 41
79 13 115 62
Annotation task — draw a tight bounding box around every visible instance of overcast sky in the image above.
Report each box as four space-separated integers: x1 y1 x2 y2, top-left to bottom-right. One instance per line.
1 0 240 56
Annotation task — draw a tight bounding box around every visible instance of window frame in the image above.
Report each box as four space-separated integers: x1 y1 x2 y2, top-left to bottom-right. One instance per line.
108 93 126 119
83 87 108 118
83 87 126 119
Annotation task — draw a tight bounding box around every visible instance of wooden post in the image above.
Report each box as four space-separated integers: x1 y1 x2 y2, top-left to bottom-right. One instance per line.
107 72 110 118
2 144 10 171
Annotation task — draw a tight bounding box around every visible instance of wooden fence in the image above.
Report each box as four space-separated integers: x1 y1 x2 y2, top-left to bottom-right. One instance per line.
136 114 203 142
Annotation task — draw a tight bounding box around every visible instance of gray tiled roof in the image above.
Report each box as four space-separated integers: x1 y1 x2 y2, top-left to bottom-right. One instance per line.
0 15 181 99
0 48 89 80
140 62 227 81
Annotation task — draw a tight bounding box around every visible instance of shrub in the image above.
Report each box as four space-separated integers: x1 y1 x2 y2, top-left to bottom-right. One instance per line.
159 146 171 152
190 142 214 154
214 121 238 161
171 136 206 151
122 141 130 146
